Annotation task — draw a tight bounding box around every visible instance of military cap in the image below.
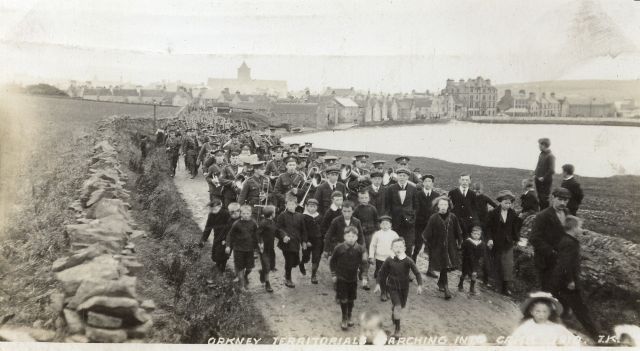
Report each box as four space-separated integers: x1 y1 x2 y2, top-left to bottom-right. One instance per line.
538 138 551 147
395 156 410 163
284 156 298 164
370 169 384 178
552 187 571 199
395 166 412 176
289 143 300 149
251 160 266 168
298 154 308 159
325 166 341 174
271 144 284 151
304 142 313 147
323 155 339 162
371 160 386 165
229 150 240 156
378 215 392 223
421 174 435 181
353 154 370 161
496 190 516 202
306 198 319 206
312 149 327 156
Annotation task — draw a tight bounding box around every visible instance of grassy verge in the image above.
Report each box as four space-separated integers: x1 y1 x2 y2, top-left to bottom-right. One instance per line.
109 119 272 343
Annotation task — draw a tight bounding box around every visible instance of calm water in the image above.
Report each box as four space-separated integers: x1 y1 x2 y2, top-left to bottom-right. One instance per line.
282 121 640 177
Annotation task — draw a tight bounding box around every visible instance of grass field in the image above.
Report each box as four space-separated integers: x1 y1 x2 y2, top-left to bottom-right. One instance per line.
0 94 179 326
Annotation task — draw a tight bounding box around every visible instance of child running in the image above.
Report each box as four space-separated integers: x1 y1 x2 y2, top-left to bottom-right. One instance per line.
374 237 423 337
368 215 399 301
225 204 259 289
330 226 369 331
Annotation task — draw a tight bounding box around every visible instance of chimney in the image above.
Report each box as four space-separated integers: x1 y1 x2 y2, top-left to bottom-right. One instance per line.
505 89 512 96
550 92 556 99
519 89 525 95
529 92 536 100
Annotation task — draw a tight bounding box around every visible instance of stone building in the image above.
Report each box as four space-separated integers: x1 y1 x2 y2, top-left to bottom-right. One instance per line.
443 77 497 118
207 62 288 97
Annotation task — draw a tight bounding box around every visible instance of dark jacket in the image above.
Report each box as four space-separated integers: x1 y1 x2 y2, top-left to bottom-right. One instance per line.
303 212 323 239
324 216 364 253
377 255 422 290
474 193 498 227
353 204 379 236
550 232 581 292
329 242 368 283
461 238 485 276
485 208 522 252
276 210 307 252
314 181 346 216
366 184 387 216
534 149 555 181
200 209 230 243
529 206 568 270
422 212 463 272
320 207 342 236
385 182 419 230
561 177 584 215
257 218 279 251
520 190 540 214
448 187 478 234
415 188 439 234
226 219 259 252
211 214 236 262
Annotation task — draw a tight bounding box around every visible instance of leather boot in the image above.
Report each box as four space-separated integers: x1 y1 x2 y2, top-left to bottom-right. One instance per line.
470 281 477 295
502 281 512 296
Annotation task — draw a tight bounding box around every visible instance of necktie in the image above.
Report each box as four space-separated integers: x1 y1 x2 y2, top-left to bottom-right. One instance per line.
331 184 335 191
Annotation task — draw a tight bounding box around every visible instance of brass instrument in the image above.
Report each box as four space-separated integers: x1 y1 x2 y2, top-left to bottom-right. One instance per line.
298 168 324 207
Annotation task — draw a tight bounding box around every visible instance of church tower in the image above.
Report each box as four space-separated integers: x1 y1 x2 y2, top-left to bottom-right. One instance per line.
237 61 251 81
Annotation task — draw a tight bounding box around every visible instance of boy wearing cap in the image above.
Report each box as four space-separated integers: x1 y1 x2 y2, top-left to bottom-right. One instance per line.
314 166 347 216
485 190 523 296
369 215 399 301
301 198 324 283
205 149 226 203
276 196 308 288
413 174 438 267
274 156 305 211
366 168 387 216
560 164 583 216
530 187 571 292
324 201 365 255
225 205 260 289
520 178 540 217
534 138 555 209
320 191 344 237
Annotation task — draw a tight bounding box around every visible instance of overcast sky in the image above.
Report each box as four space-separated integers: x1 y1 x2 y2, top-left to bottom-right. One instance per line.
1 0 639 92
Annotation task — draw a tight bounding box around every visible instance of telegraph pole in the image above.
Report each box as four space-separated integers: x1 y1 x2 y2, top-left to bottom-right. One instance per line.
153 102 157 130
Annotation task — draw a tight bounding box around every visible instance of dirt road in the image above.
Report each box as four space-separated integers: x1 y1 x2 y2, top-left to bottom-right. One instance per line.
173 167 521 344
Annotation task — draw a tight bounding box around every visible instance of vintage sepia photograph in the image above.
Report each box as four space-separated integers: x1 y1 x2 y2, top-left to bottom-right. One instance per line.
1 0 639 348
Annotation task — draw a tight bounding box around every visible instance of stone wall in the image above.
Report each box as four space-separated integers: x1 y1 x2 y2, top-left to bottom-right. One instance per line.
50 116 153 343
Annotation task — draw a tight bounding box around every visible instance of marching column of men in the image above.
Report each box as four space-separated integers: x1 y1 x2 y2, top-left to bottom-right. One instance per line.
162 114 599 340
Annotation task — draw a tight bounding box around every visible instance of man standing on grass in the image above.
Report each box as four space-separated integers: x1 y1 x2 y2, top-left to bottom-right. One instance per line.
534 138 555 209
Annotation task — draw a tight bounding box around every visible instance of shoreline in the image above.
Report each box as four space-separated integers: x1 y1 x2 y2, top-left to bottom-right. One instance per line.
469 116 640 127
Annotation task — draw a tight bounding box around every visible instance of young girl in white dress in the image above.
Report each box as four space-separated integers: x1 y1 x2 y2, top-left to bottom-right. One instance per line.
507 292 582 346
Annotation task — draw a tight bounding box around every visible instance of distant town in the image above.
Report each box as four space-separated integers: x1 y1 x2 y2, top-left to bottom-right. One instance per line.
4 61 640 129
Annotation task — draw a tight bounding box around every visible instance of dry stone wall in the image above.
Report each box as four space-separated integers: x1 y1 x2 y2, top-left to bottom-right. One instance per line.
50 117 153 343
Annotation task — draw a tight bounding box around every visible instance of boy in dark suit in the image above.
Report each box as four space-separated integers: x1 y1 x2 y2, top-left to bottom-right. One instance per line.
413 174 438 271
561 164 584 216
520 178 540 217
448 173 478 239
314 166 346 216
385 167 419 256
320 191 344 237
366 169 387 216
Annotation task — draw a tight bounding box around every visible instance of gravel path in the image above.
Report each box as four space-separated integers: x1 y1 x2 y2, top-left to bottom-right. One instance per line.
172 165 521 344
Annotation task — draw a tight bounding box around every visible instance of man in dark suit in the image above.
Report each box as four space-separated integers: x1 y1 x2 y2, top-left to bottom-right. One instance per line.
365 169 387 216
529 187 571 292
448 173 478 239
314 166 346 216
561 164 584 216
534 138 555 209
385 167 419 256
413 174 439 271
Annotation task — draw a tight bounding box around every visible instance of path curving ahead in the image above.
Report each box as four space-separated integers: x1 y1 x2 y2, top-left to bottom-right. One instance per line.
172 165 521 344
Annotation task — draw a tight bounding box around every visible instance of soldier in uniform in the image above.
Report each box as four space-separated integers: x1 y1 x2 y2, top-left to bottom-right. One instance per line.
197 135 218 173
239 160 270 219
323 155 340 169
165 130 182 177
183 130 200 178
219 150 243 207
274 156 306 211
345 154 372 201
223 131 242 151
309 150 327 172
205 149 227 203
266 144 286 184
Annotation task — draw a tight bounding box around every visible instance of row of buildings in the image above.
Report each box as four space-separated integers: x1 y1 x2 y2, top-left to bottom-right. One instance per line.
64 62 639 129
